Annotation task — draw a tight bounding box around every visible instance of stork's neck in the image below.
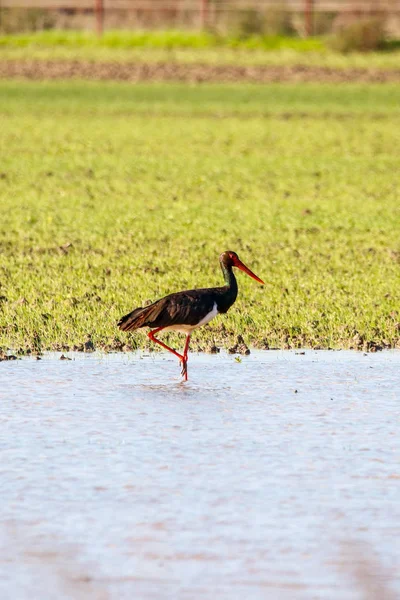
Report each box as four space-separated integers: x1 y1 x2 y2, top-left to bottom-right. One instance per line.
218 261 238 313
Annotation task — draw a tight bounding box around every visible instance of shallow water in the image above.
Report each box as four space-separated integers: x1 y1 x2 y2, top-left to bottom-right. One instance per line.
1 350 399 599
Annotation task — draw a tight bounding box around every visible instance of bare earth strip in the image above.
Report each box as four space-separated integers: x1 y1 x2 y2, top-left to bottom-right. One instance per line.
1 59 400 83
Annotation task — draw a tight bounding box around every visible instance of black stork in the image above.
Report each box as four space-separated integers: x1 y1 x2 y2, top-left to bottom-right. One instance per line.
117 251 264 381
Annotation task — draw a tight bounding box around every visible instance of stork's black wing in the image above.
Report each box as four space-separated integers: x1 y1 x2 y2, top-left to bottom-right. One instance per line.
141 288 219 328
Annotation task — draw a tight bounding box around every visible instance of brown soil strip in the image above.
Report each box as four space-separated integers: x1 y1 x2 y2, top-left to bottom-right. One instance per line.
1 60 400 83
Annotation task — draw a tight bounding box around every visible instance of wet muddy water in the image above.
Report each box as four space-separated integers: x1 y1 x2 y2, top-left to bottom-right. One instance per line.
1 350 399 599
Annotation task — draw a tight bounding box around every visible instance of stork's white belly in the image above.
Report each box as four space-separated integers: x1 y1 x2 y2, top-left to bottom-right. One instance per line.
162 303 219 335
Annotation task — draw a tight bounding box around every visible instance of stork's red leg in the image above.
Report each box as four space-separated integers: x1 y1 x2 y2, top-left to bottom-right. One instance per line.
181 334 191 381
183 334 191 360
147 327 184 361
148 328 191 381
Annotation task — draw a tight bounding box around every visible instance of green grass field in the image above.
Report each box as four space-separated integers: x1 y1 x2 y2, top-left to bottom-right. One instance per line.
1 30 400 69
0 81 399 354
0 30 324 51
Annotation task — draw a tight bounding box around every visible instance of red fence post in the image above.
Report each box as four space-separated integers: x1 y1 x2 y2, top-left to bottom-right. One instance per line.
95 0 104 36
305 0 314 36
200 0 209 29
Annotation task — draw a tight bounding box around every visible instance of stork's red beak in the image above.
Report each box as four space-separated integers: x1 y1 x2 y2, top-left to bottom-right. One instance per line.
234 257 264 284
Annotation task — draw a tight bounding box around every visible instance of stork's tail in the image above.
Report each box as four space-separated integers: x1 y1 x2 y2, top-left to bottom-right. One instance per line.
117 305 151 332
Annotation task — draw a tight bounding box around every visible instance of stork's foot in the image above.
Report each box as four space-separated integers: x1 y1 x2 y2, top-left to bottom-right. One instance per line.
180 358 188 381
